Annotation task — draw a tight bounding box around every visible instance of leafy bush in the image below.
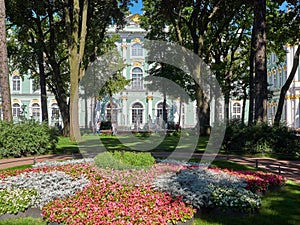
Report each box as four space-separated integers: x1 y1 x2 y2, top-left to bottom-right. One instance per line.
222 121 298 154
0 121 58 158
0 188 39 215
94 151 155 170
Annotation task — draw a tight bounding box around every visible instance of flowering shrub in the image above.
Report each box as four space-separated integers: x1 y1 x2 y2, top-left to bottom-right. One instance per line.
153 168 261 211
33 158 94 168
0 171 89 209
0 159 287 223
209 187 261 212
211 168 286 192
42 183 195 225
0 188 39 215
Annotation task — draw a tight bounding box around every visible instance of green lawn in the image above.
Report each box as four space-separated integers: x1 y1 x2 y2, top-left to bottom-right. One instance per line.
194 180 300 225
0 217 46 225
75 133 209 153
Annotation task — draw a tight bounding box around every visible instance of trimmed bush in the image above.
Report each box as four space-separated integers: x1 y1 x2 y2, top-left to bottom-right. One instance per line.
94 151 155 170
222 121 298 154
0 121 58 158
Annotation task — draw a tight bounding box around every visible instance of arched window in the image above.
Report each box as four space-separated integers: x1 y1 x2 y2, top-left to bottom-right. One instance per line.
156 102 169 119
131 43 143 56
12 103 21 117
106 103 118 122
12 76 21 91
51 103 60 120
32 103 40 117
132 103 143 124
232 103 241 119
131 67 143 89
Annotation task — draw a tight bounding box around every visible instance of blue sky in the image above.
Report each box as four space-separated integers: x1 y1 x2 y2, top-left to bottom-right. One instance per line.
128 1 289 15
129 0 143 14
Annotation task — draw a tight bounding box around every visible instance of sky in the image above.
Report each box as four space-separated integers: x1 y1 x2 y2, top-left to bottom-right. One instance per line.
128 0 290 14
129 0 143 14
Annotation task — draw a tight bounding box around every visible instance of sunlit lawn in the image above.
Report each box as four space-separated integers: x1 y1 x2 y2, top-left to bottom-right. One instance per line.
75 133 209 154
194 180 300 225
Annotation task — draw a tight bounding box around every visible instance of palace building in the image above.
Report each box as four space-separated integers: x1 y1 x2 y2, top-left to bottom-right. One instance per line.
1 14 299 131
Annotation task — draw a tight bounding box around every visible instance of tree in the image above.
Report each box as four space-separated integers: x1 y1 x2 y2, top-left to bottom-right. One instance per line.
6 0 70 130
98 71 129 123
0 0 12 121
253 0 268 123
267 0 300 125
142 0 245 135
6 0 131 139
274 45 300 125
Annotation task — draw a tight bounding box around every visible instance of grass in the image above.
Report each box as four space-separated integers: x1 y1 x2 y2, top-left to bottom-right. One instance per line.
0 217 46 225
0 164 32 171
194 180 300 225
51 136 79 154
210 160 260 171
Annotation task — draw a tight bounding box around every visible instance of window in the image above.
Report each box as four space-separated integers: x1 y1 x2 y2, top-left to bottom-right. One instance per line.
131 43 143 56
12 103 21 117
51 103 60 120
32 103 40 117
12 76 21 92
106 103 118 122
131 67 143 89
232 102 241 119
156 102 169 119
132 103 143 124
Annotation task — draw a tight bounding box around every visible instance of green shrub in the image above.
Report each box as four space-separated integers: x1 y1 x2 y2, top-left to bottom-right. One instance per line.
94 151 155 170
0 121 58 158
222 121 298 155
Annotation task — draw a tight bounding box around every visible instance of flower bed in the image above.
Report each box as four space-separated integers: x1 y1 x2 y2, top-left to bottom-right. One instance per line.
0 158 287 224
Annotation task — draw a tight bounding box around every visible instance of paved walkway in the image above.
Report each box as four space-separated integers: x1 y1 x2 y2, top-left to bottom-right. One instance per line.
0 152 299 184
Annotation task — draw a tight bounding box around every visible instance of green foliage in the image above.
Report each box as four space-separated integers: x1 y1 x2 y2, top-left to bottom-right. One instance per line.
94 151 155 170
222 120 298 154
0 188 38 215
0 121 58 158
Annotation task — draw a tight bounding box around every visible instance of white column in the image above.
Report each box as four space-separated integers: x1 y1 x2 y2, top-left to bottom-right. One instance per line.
121 96 127 126
147 96 153 122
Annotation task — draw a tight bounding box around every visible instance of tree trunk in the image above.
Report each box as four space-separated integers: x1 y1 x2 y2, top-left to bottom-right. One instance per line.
196 87 210 136
254 0 268 123
68 0 88 141
0 0 12 121
37 50 48 122
248 30 255 125
241 85 247 125
224 92 230 121
162 93 167 124
274 45 300 125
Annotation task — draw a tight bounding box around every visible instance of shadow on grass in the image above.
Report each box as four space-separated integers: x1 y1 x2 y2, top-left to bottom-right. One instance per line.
194 180 300 225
